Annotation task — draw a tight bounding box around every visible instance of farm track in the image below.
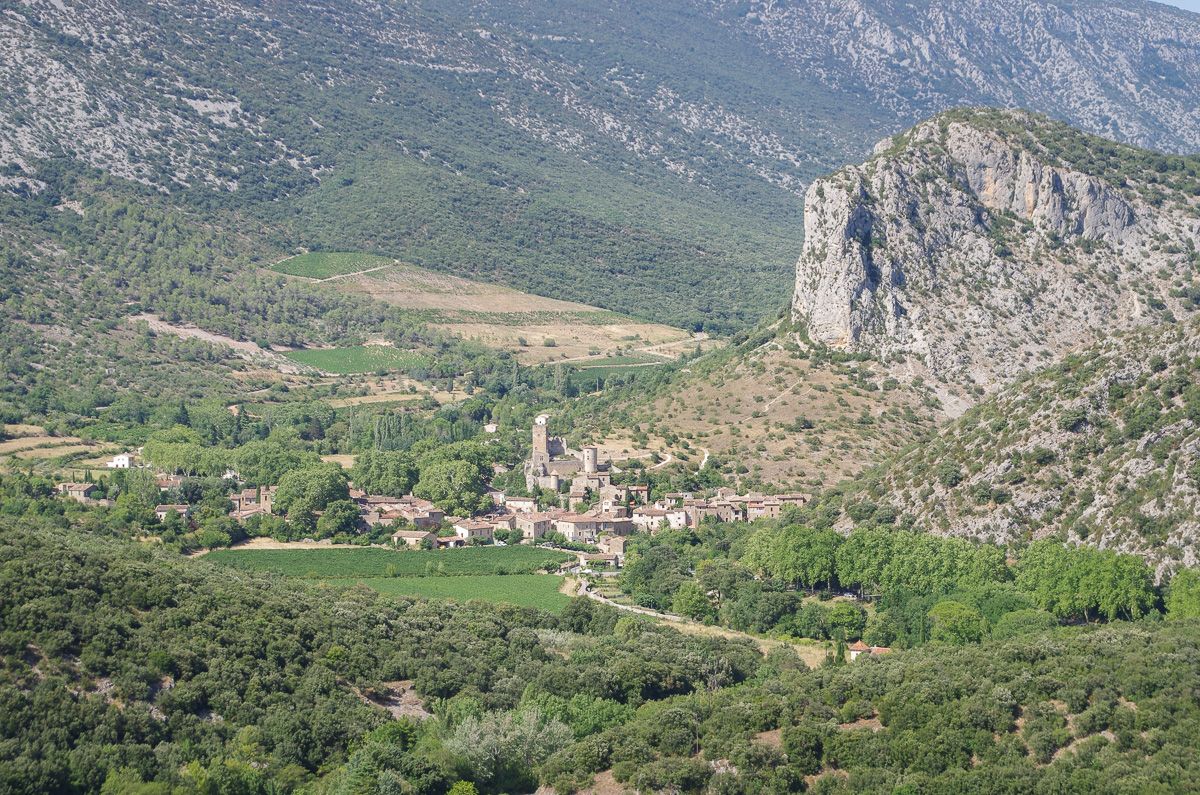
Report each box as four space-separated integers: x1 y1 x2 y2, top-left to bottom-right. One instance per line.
313 264 396 283
578 580 830 666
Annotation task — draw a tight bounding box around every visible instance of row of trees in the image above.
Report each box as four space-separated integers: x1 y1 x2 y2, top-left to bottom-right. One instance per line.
619 521 1185 649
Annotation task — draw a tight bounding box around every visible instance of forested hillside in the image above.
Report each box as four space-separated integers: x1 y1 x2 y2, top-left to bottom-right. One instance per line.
832 318 1200 575
5 1 1200 330
3 513 1199 793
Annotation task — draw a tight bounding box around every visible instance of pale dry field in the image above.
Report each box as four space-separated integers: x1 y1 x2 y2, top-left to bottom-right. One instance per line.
639 336 946 489
0 435 61 455
444 321 689 364
351 265 598 313
2 424 44 437
325 376 469 406
326 263 695 364
15 443 102 460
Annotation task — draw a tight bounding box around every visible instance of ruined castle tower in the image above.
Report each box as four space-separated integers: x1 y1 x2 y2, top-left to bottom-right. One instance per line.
531 415 551 470
583 446 599 474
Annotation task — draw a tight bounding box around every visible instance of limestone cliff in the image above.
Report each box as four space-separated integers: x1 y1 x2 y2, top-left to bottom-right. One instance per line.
793 109 1200 391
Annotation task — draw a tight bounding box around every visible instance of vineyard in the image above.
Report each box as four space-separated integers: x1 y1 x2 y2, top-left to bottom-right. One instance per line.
204 545 571 578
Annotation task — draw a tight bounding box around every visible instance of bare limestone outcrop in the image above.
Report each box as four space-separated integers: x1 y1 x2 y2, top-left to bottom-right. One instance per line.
793 109 1200 391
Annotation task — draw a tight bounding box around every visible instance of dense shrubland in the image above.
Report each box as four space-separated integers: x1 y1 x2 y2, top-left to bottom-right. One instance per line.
3 516 1199 794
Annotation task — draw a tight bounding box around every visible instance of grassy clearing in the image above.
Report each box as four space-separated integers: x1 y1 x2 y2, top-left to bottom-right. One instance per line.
271 252 394 279
567 364 663 390
333 574 571 611
205 545 571 578
282 346 430 374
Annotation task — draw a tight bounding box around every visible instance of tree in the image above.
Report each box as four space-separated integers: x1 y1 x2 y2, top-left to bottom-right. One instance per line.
236 440 318 486
1166 568 1200 619
742 525 841 591
445 709 571 791
827 601 867 640
928 600 986 645
671 581 716 623
414 459 490 516
315 499 361 539
351 449 418 497
991 609 1058 640
274 463 350 530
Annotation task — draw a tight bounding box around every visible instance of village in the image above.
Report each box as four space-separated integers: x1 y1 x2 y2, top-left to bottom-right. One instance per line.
53 416 809 569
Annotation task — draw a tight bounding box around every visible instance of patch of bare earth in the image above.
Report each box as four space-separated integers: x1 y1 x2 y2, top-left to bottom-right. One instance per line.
839 716 883 732
323 262 697 365
190 537 382 557
325 376 468 407
356 680 432 721
132 313 315 375
754 728 783 748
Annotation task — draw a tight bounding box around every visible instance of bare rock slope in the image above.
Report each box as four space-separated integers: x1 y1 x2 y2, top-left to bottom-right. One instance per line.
793 109 1200 391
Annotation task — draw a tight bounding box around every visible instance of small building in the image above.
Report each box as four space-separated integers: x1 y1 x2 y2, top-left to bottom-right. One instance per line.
515 511 557 541
356 494 444 529
505 496 537 514
154 504 189 522
631 507 670 533
453 519 495 543
597 534 630 562
554 513 599 544
392 529 437 548
156 475 184 493
593 512 634 536
491 513 517 533
230 487 271 521
567 487 589 512
848 641 892 661
436 536 467 549
627 485 650 505
57 482 97 503
106 452 136 469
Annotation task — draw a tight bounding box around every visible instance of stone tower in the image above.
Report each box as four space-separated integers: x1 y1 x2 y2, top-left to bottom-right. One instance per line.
532 415 550 469
582 446 598 474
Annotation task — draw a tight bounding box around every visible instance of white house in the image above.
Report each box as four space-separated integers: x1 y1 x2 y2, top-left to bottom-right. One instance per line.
106 452 135 469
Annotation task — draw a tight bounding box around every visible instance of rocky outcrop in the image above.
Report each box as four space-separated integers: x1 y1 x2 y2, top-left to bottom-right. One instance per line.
793 109 1200 390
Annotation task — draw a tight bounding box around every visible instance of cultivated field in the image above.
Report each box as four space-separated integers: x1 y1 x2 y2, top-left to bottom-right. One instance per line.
271 252 395 280
292 255 705 365
336 575 571 612
0 426 111 471
282 345 431 375
204 545 571 578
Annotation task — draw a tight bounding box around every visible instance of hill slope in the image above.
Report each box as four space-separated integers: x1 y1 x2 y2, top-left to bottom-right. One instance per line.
856 319 1200 574
5 2 1200 330
793 109 1200 392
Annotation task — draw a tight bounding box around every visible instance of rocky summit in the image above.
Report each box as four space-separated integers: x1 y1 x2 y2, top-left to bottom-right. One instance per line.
792 109 1200 394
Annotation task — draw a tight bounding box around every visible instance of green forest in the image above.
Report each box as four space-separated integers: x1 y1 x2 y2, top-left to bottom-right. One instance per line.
3 515 1199 794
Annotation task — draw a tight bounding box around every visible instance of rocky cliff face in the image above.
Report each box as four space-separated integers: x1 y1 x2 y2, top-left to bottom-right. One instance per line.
793 109 1200 391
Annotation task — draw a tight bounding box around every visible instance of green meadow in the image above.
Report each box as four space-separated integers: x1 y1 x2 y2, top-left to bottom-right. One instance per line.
205 545 571 578
332 574 571 612
271 251 394 279
282 345 431 374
